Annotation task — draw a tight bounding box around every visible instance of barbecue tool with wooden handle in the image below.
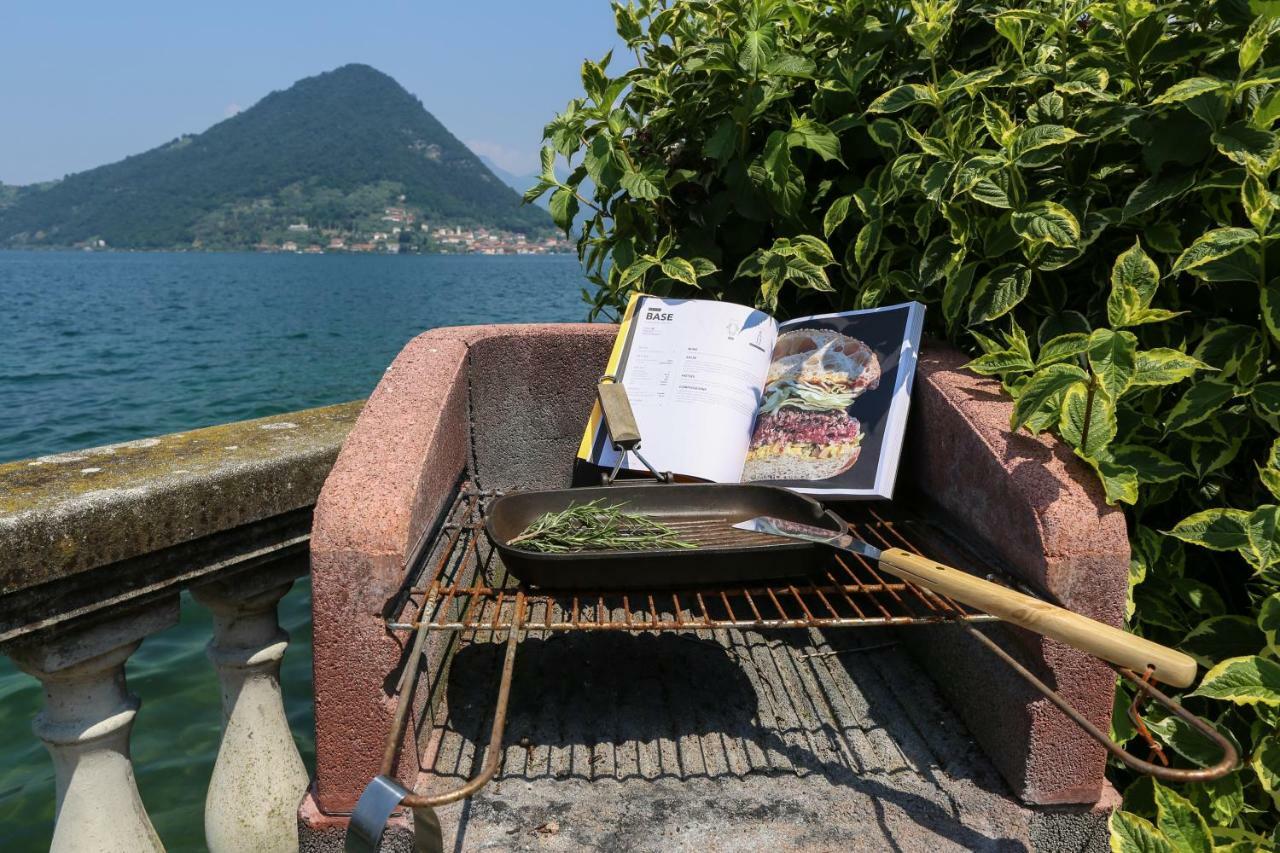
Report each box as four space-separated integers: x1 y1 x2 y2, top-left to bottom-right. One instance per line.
734 516 1198 688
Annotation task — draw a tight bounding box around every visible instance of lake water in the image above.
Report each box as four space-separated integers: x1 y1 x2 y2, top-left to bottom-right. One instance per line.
0 251 590 850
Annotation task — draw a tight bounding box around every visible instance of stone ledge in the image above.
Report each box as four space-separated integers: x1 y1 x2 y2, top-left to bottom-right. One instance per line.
0 401 363 596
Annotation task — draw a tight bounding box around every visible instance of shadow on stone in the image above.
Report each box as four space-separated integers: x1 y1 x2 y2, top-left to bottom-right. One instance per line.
430 630 1033 852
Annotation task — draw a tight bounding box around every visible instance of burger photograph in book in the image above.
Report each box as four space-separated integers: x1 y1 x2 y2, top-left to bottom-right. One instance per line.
743 329 880 482
743 303 921 495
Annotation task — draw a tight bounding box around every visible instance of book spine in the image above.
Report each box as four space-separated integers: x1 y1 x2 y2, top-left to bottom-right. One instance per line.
576 292 644 461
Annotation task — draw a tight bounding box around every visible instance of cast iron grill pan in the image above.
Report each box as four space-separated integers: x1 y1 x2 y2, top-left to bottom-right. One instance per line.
485 483 846 589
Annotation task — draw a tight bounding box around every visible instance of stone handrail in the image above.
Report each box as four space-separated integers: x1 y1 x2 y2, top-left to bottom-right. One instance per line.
0 401 362 852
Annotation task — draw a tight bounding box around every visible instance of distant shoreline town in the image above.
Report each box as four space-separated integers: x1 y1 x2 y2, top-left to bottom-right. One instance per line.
253 206 571 255
61 204 574 256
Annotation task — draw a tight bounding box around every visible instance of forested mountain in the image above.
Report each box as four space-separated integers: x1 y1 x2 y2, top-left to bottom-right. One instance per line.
0 64 550 249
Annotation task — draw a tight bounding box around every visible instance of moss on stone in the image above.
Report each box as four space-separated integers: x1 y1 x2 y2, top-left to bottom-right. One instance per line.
0 402 363 593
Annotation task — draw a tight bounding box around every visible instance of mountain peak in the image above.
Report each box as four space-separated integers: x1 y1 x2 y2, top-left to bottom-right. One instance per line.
0 66 549 248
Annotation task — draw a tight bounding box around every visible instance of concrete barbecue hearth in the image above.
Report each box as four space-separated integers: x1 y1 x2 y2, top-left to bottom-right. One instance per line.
300 323 1129 852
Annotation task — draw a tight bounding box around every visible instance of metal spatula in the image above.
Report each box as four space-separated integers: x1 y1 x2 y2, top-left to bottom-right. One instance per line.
734 515 1197 688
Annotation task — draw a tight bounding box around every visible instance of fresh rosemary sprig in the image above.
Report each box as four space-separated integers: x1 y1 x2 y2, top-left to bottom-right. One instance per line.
507 499 697 553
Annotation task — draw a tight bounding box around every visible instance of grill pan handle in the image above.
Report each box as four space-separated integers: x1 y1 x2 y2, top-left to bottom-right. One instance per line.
597 375 671 485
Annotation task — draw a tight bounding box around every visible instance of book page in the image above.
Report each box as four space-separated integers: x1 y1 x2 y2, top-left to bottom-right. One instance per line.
581 296 777 483
741 301 925 499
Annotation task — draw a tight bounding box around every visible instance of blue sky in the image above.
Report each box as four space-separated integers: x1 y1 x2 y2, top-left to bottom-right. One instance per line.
0 1 625 185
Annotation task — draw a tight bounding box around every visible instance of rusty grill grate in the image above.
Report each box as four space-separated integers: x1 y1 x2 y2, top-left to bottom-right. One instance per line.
351 479 1235 845
385 482 1004 638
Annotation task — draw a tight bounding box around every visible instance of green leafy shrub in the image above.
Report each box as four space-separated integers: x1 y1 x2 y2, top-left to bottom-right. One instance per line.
532 0 1280 844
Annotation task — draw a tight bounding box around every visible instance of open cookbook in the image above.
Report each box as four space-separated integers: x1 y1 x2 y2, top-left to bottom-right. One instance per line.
576 294 926 498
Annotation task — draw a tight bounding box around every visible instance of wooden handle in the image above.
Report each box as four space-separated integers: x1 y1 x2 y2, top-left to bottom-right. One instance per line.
597 381 641 448
877 548 1198 688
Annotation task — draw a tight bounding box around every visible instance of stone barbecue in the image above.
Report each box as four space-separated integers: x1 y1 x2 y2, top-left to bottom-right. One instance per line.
299 323 1133 852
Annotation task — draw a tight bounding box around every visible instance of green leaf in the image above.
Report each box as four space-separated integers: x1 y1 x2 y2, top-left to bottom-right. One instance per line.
1151 76 1229 105
548 186 579 232
854 221 881 270
1190 437 1243 480
1152 781 1212 853
1254 87 1280 129
659 257 699 287
1253 382 1280 416
522 179 554 205
966 350 1035 376
1261 464 1280 501
1059 382 1115 457
866 84 935 114
1163 380 1236 433
1037 332 1089 366
968 264 1031 323
617 258 655 289
1170 228 1258 277
824 196 852 238
620 164 666 200
968 175 1012 208
1012 124 1082 161
1122 171 1196 221
1261 592 1280 656
1190 246 1262 284
1111 445 1191 484
1262 278 1280 342
739 27 775 75
1190 655 1280 706
1252 735 1280 810
1107 241 1160 327
921 161 954 202
942 263 976 328
1088 329 1138 399
993 14 1025 54
1011 363 1088 431
791 234 835 266
703 120 737 162
1179 616 1265 668
1011 201 1080 248
1146 712 1241 768
1242 173 1276 233
1108 810 1176 853
1246 504 1280 568
787 117 842 162
762 130 791 185
982 101 1016 146
867 118 902 150
1212 122 1279 171
1089 455 1140 505
764 54 816 78
1193 323 1264 380
1242 15 1277 73
1166 508 1252 551
688 257 718 278
538 146 556 181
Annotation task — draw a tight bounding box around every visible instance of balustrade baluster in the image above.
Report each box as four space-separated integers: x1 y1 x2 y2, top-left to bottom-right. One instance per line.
195 570 308 853
10 600 177 853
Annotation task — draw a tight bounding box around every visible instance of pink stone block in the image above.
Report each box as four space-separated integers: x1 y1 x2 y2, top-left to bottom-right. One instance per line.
309 324 611 813
898 343 1129 804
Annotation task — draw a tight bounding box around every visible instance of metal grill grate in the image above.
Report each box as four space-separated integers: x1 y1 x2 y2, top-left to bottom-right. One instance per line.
357 480 1234 836
386 483 1005 638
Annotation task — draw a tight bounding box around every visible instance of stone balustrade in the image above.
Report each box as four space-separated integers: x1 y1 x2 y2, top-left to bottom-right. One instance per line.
0 401 362 851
